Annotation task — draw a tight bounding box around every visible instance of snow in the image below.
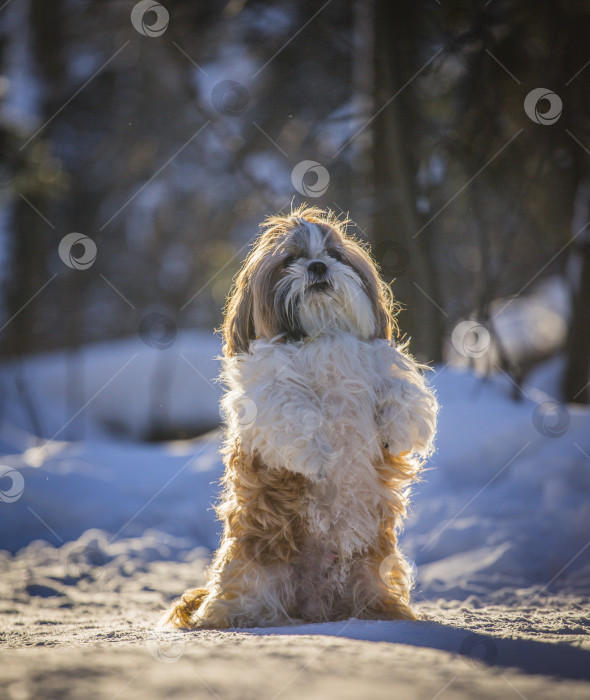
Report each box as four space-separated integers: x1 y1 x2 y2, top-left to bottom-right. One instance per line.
406 368 590 597
0 330 222 442
1 331 590 696
447 275 571 374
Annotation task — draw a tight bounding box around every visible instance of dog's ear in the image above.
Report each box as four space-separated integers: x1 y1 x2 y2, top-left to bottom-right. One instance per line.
223 272 255 356
372 294 392 340
371 278 398 340
345 241 397 340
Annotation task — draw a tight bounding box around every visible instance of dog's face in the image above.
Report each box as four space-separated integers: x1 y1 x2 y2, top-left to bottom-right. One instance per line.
223 209 395 355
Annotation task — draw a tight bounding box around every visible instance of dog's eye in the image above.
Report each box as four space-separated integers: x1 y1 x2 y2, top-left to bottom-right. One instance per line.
284 255 295 267
330 249 344 262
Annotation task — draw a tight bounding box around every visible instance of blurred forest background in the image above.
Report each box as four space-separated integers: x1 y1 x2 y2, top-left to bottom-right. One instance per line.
0 0 589 419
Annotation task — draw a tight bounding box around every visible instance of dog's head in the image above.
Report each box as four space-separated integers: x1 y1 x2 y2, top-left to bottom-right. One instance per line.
222 207 397 355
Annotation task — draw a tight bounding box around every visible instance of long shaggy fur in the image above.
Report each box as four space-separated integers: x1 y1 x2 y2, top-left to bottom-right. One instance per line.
164 206 438 629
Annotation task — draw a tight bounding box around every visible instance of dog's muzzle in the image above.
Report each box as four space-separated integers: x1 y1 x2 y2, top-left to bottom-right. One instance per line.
307 260 331 293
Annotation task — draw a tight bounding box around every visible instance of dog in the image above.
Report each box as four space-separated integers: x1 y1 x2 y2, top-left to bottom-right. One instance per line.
164 207 438 628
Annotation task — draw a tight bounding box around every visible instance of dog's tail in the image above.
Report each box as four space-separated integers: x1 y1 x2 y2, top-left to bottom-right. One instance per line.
160 587 209 628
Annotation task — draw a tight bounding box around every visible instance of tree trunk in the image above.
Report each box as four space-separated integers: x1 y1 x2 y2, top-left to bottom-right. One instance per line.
3 0 66 357
4 196 53 356
563 231 590 404
372 0 443 362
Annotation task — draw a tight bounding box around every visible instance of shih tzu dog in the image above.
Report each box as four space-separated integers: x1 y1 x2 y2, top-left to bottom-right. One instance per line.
165 207 438 629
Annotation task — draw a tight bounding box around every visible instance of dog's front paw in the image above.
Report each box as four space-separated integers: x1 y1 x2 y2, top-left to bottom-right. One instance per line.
312 463 329 482
377 383 437 457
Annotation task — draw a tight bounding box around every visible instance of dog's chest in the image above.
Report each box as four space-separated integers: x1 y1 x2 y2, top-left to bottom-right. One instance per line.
291 338 384 556
290 336 379 447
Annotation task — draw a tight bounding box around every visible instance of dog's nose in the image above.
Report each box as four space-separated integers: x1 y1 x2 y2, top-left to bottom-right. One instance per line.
308 260 327 276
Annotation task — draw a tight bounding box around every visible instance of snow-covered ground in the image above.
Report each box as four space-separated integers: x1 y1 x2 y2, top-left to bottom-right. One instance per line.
1 332 590 699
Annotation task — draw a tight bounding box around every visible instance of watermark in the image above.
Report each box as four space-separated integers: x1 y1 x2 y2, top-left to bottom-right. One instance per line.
301 408 324 438
374 241 410 277
0 466 25 503
139 313 177 349
532 401 570 438
58 233 97 270
211 80 250 117
64 542 107 579
146 637 185 663
220 396 257 429
451 320 491 359
459 633 498 668
524 88 562 126
0 163 13 190
131 0 170 37
378 554 405 592
291 160 330 198
313 479 338 515
235 396 257 428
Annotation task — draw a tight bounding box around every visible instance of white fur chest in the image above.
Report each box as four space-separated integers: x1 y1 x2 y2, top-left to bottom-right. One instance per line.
221 332 398 559
286 334 381 455
281 336 387 556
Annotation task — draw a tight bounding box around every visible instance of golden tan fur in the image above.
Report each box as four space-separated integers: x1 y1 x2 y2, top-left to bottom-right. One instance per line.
166 444 419 627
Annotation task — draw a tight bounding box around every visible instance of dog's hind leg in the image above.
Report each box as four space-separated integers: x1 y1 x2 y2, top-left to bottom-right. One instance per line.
191 557 296 629
164 541 297 629
161 587 209 628
348 555 416 621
